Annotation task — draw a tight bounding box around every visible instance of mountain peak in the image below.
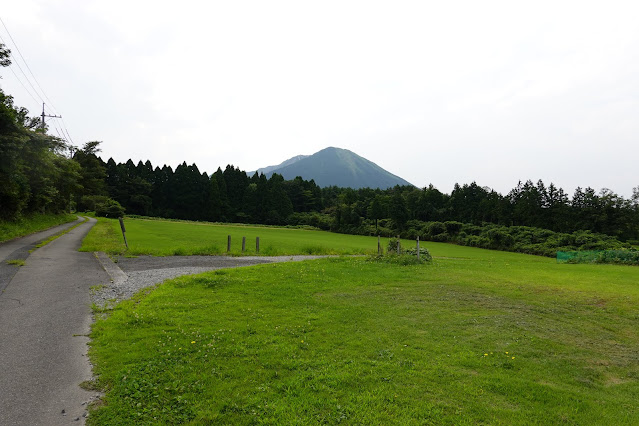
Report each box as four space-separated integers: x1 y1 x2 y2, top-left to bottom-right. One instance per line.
258 147 413 189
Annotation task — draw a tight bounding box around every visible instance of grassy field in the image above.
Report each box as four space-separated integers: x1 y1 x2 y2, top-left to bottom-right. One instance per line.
81 217 404 257
87 237 639 424
0 213 78 243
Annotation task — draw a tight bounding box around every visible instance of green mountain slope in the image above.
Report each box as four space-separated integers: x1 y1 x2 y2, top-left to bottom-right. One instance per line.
263 147 413 189
253 155 308 176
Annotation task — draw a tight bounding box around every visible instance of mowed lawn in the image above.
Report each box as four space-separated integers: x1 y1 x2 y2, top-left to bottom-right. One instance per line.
87 233 639 424
81 217 402 256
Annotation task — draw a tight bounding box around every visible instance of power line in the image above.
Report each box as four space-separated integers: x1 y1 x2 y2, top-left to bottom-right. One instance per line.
3 59 40 105
60 117 75 145
0 33 44 107
53 125 65 141
0 17 60 114
52 122 69 143
0 16 74 141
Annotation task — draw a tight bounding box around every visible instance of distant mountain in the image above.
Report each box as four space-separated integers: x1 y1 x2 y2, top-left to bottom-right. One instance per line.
252 154 309 176
259 147 413 189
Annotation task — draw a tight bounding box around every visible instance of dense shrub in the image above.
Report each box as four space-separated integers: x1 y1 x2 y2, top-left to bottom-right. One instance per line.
78 195 111 212
427 221 446 237
409 220 632 258
95 199 125 218
444 221 464 235
405 246 433 261
326 215 632 259
287 212 333 231
558 249 639 266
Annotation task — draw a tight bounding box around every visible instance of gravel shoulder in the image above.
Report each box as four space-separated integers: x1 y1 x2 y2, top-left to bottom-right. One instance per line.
92 254 331 308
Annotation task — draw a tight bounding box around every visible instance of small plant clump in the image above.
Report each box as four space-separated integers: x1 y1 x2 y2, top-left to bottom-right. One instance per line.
368 238 432 265
404 247 433 261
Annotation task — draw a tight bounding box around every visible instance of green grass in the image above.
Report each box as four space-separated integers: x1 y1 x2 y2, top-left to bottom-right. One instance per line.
81 217 402 257
6 259 25 266
0 213 78 243
88 244 639 424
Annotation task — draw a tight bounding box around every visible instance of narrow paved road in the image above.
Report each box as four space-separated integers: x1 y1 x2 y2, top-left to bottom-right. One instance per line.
0 217 85 294
0 217 108 425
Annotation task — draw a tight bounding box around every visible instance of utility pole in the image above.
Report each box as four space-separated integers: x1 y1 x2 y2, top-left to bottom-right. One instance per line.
41 102 61 131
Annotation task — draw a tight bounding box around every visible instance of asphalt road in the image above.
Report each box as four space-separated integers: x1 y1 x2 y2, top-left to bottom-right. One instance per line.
0 217 107 425
0 217 85 294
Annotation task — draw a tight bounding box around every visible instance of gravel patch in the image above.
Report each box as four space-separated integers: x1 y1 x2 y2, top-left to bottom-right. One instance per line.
92 254 331 309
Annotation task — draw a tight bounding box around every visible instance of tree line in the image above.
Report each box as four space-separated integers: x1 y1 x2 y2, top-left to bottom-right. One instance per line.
87 153 638 244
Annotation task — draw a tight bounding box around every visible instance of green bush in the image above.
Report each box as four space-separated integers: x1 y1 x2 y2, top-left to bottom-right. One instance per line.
95 199 125 218
404 246 433 261
444 221 464 235
387 237 402 254
427 222 446 237
78 195 111 212
558 250 639 266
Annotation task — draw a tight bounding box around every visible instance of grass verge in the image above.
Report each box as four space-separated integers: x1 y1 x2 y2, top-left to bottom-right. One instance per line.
88 248 639 424
80 218 129 257
0 213 78 243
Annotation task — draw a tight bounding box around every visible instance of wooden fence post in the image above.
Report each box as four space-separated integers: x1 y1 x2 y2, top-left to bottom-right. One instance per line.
227 235 231 253
377 235 381 255
256 237 260 253
242 236 246 253
397 235 400 255
417 236 420 261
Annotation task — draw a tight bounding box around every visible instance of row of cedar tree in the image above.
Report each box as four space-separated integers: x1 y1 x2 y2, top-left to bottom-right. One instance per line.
2 77 638 253
96 155 639 244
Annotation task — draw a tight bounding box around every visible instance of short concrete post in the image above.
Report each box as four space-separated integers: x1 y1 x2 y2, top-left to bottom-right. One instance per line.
227 235 231 253
256 237 260 253
242 236 246 253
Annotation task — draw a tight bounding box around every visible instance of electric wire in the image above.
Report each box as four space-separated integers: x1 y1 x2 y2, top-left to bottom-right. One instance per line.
53 125 64 141
0 17 77 145
0 34 44 108
3 59 40 105
53 123 68 143
0 17 61 115
61 120 74 145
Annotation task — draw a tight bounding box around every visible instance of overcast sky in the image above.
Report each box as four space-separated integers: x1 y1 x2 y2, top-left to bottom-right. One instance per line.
1 1 638 197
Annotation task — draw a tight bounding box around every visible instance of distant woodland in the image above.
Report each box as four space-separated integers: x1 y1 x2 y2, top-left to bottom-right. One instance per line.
1 42 638 254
